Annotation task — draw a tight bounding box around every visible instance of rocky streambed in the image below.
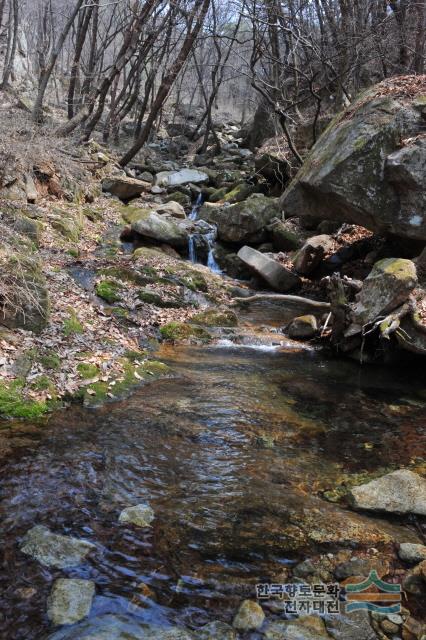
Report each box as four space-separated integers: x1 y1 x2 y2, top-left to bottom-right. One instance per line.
0 310 425 639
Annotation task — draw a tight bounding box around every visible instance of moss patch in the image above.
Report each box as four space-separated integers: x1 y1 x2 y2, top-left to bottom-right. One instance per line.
77 362 99 379
63 310 84 336
96 279 122 304
0 379 48 419
40 351 61 370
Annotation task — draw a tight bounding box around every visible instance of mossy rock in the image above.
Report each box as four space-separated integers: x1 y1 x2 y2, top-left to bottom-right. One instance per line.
120 205 152 225
137 288 184 308
98 266 149 286
0 252 49 334
95 279 122 304
190 308 238 327
51 211 83 242
81 357 171 408
165 191 191 208
160 321 211 342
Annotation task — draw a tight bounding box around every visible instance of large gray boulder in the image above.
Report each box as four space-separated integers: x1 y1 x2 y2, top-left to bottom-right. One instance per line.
281 78 426 241
350 470 426 515
199 196 279 244
237 246 301 292
131 211 189 248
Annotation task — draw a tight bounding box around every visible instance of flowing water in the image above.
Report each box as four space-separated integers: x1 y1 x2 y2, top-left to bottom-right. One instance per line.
0 310 425 639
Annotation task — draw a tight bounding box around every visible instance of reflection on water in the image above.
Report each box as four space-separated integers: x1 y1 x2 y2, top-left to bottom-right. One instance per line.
0 337 425 638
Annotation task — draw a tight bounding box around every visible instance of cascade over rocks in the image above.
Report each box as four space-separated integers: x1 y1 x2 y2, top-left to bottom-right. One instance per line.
281 77 426 242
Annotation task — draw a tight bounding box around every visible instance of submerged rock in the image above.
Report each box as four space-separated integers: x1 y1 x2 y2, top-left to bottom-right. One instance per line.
281 77 426 241
20 525 95 568
351 258 417 325
237 245 301 292
46 614 195 639
47 578 95 626
264 615 331 640
119 503 155 527
232 599 265 631
325 609 377 640
198 621 236 639
350 469 426 515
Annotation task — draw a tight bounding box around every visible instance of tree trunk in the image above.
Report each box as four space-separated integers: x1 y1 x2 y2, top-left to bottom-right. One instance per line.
119 0 211 167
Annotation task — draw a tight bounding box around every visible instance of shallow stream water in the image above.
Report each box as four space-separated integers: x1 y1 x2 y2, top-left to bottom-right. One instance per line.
0 309 425 639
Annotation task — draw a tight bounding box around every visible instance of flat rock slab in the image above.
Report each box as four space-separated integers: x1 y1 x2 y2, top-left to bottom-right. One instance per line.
119 504 155 527
237 245 301 292
131 211 188 248
350 469 426 515
47 578 95 626
155 169 208 187
20 525 95 568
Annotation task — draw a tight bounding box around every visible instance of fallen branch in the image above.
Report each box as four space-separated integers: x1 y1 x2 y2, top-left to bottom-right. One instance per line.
233 294 331 310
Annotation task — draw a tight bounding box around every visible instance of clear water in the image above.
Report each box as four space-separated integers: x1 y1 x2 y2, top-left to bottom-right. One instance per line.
0 319 425 639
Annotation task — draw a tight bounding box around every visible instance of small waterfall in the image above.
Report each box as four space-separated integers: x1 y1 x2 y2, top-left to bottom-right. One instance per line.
188 234 197 263
189 193 203 221
206 230 222 274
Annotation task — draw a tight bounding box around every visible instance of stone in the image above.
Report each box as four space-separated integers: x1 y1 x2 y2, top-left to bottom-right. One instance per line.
165 191 191 208
281 78 426 242
237 245 301 292
232 600 265 632
155 169 208 188
20 525 95 568
255 147 291 187
267 218 303 251
287 315 318 339
46 614 196 639
381 619 400 635
131 211 189 248
119 503 155 527
198 621 236 639
350 470 426 515
334 556 389 580
199 196 280 244
47 578 95 626
352 258 417 326
399 543 426 563
102 176 150 200
24 173 38 203
155 201 186 219
265 616 331 640
402 561 426 595
293 234 334 275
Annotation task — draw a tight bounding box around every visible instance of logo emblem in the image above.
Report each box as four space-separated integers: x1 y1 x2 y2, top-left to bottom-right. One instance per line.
345 570 402 614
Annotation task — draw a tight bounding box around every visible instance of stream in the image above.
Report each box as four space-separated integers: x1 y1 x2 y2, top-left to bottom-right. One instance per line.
0 305 425 639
